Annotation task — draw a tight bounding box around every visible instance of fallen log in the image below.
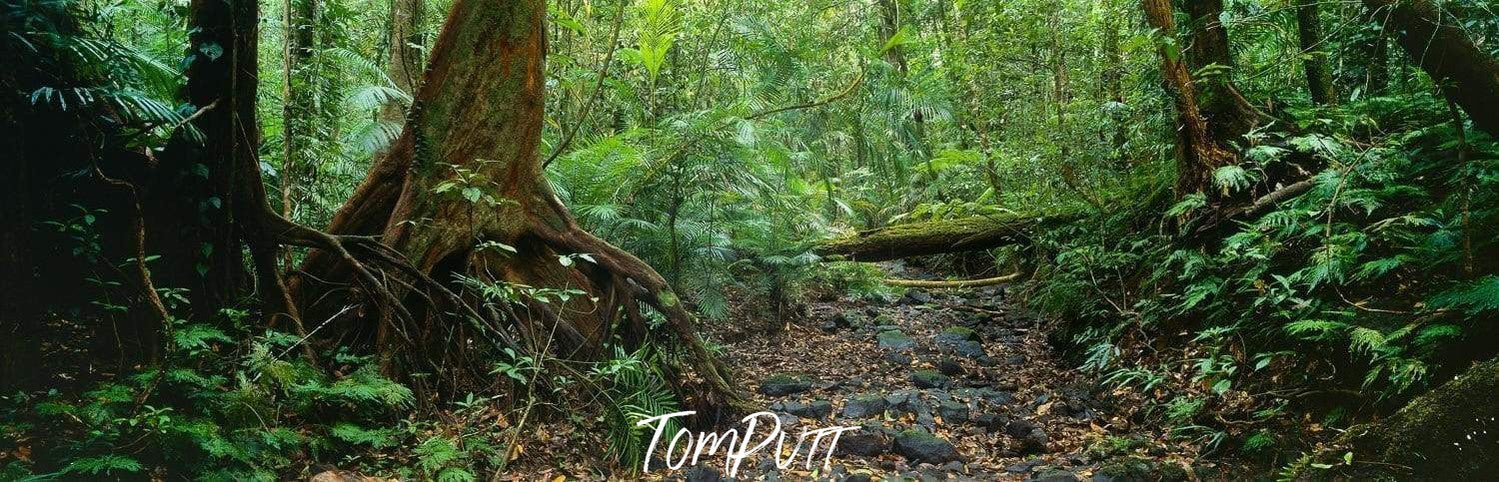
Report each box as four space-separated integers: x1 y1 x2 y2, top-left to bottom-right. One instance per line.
884 272 1021 288
1191 177 1318 236
815 212 1075 262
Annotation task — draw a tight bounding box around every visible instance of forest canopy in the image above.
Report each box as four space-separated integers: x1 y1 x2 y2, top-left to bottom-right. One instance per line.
2 0 1497 479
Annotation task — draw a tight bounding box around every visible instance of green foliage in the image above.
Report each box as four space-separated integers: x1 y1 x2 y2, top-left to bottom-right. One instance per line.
628 0 680 83
593 344 680 470
0 313 415 478
1029 82 1499 459
12 0 1499 476
1428 276 1499 315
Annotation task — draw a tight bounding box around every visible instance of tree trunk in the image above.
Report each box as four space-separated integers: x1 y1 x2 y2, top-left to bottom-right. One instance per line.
1181 0 1263 144
1296 0 1337 105
1361 23 1389 95
1050 3 1071 161
190 0 313 332
281 0 316 240
877 0 935 187
1142 0 1239 196
143 0 262 319
1363 0 1499 138
1337 357 1499 478
293 0 745 411
1101 0 1127 163
383 0 424 122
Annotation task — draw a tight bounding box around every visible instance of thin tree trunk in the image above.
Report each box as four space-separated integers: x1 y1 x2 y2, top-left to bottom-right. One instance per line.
1101 0 1127 163
877 0 936 190
383 0 423 122
280 0 316 265
1363 0 1499 137
1296 0 1337 105
1143 0 1239 196
1362 23 1389 95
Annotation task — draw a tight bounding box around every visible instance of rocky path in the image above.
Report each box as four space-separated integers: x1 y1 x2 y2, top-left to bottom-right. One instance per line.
681 282 1197 481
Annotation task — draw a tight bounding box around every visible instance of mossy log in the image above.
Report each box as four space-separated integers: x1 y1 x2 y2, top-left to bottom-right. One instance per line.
884 272 1021 288
1336 357 1499 479
816 213 1073 262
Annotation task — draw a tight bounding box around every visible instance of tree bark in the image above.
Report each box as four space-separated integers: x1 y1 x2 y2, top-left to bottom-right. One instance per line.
144 0 262 318
1363 0 1499 138
1181 0 1263 144
1296 0 1337 105
145 0 316 358
382 0 424 122
294 0 745 410
1143 0 1239 196
281 0 317 247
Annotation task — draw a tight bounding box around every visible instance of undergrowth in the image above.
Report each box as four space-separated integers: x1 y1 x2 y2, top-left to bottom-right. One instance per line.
1024 93 1498 468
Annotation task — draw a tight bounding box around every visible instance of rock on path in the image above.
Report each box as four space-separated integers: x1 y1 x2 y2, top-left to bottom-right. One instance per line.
704 272 1198 481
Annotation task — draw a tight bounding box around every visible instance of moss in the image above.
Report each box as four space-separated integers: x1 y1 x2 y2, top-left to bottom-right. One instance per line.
877 330 914 349
940 326 978 341
1336 357 1499 479
897 428 941 442
764 373 805 384
1094 456 1188 482
1084 435 1146 459
910 370 949 388
815 213 1058 261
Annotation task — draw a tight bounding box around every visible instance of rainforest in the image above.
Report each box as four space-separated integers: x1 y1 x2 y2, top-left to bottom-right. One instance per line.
1 0 1497 479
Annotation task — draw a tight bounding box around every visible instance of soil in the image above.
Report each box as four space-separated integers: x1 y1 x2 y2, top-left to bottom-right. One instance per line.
494 265 1246 481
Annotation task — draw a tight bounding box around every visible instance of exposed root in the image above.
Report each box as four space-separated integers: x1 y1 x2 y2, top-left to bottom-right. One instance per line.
884 272 1022 288
528 196 753 415
530 222 753 415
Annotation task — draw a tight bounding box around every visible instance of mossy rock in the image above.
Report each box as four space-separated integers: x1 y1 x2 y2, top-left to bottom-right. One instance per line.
877 330 915 350
910 369 950 388
842 394 888 418
1092 456 1189 482
759 374 813 396
938 326 979 342
893 428 962 464
1335 357 1499 479
1092 457 1155 482
1030 468 1080 482
833 311 868 327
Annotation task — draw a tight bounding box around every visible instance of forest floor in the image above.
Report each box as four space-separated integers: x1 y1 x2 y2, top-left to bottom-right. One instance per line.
497 263 1252 481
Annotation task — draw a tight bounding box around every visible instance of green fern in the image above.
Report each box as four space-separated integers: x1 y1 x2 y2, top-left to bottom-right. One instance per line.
1428 276 1499 315
62 455 143 476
